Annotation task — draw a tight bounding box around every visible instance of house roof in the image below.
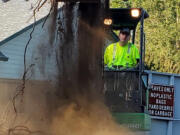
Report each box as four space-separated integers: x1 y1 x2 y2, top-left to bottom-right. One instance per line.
0 17 45 46
0 0 50 41
0 0 51 61
0 12 46 61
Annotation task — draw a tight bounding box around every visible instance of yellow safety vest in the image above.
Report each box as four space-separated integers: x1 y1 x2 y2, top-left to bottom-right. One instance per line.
104 42 140 68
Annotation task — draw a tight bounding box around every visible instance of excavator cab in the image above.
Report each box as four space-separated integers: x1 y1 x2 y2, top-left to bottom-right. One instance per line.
103 8 151 130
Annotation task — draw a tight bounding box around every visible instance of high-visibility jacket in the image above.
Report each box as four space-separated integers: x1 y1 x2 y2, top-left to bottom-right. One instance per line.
104 42 140 68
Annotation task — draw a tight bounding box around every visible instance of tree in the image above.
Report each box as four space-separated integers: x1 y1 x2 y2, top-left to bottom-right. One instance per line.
111 0 180 74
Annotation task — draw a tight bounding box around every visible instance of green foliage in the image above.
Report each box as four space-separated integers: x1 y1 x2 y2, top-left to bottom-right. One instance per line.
110 0 180 74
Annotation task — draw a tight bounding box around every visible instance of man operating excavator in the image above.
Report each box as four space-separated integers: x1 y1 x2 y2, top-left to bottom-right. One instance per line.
104 28 140 70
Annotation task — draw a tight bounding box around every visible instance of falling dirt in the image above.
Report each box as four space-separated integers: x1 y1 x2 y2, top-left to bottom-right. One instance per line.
0 0 136 135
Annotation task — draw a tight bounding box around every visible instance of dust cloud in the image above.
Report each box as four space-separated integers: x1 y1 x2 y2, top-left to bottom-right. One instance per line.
0 1 135 135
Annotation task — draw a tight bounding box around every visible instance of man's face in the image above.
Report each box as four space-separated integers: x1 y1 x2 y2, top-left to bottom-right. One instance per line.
119 32 130 45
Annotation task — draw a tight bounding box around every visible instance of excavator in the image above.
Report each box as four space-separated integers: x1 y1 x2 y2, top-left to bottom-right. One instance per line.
103 7 151 131
57 0 180 134
57 0 151 131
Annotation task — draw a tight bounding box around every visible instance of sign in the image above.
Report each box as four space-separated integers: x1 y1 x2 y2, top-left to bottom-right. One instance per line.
148 84 174 118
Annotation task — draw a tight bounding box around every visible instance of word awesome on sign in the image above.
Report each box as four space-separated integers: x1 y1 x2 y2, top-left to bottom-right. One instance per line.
148 84 174 118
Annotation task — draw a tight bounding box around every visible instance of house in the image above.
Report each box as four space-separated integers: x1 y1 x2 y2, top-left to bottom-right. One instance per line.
0 2 58 123
0 0 51 66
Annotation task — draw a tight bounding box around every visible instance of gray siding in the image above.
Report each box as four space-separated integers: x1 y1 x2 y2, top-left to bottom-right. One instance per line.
0 19 56 80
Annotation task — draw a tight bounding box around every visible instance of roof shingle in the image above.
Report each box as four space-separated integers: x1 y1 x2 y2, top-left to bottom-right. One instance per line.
0 0 50 41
